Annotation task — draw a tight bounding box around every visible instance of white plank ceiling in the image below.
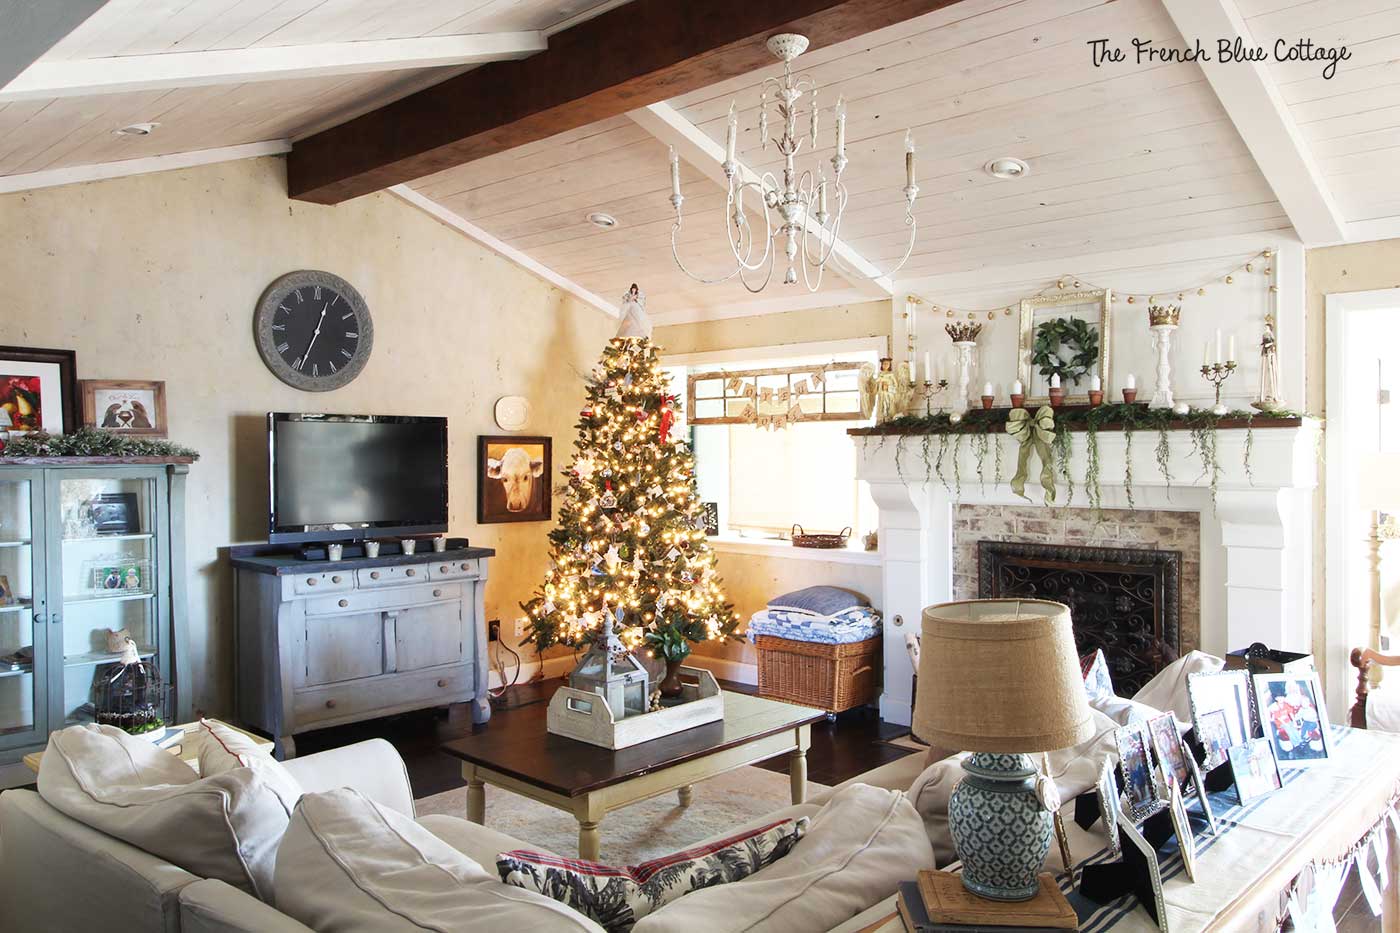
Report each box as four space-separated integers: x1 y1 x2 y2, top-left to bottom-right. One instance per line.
4 0 1400 318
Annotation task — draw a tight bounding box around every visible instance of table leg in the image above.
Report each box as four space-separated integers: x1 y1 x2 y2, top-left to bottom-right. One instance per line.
678 785 693 807
466 777 486 824
789 748 807 805
579 821 602 861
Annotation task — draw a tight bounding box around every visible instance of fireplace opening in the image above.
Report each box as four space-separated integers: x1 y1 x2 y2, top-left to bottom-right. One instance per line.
977 541 1182 696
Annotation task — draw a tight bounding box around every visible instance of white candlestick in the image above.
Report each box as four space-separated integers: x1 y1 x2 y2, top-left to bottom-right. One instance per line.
725 102 737 164
983 382 994 396
1012 379 1023 395
1204 341 1210 366
1049 373 1061 389
669 147 681 198
1215 329 1222 365
1228 334 1236 363
924 352 933 384
1126 372 1136 390
1090 375 1101 392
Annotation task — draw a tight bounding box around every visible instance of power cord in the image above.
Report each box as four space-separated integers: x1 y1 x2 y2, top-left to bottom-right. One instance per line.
488 629 522 703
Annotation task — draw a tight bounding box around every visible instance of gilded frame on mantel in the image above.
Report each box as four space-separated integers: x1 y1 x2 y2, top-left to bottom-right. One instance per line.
1018 289 1112 406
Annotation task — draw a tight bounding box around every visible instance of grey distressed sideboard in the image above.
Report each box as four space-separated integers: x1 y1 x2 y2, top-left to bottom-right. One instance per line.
230 545 494 757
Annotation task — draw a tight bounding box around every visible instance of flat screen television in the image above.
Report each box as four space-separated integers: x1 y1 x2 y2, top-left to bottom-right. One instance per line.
268 413 448 544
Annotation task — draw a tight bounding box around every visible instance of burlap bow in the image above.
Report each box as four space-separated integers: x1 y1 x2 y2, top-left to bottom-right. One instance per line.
1005 406 1056 503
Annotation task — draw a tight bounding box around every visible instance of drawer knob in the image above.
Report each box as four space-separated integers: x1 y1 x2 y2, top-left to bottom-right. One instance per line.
338 599 349 608
325 699 336 709
406 568 417 577
437 679 448 688
306 577 317 586
370 571 380 580
439 565 449 574
433 589 443 598
332 575 342 584
460 563 469 571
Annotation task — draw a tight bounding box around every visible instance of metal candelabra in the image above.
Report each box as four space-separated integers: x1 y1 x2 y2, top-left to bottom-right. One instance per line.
1200 361 1237 416
912 379 950 416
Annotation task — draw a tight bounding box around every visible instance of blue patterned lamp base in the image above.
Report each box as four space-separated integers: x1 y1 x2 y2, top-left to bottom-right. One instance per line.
947 752 1051 901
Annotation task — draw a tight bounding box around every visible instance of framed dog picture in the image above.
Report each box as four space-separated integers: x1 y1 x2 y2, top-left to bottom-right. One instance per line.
0 346 78 436
1252 671 1331 767
478 436 552 524
82 380 168 437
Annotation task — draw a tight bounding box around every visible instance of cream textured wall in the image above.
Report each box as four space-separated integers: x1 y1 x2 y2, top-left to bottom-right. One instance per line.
0 156 611 715
1305 240 1400 675
656 302 890 670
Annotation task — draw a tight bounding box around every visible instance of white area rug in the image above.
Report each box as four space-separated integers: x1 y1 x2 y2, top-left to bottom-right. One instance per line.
416 765 826 865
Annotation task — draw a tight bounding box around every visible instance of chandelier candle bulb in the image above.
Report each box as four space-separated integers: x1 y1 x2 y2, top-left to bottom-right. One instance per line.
905 130 917 187
725 102 737 166
835 96 846 160
669 147 680 198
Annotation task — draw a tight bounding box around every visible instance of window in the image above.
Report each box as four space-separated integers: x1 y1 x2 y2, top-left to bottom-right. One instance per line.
675 350 878 542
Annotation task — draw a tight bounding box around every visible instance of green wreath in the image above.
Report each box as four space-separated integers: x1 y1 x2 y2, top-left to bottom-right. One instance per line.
1032 317 1100 386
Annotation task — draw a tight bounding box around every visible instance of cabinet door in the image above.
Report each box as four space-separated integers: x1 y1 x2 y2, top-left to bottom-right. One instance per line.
0 470 48 751
305 612 384 685
394 602 462 671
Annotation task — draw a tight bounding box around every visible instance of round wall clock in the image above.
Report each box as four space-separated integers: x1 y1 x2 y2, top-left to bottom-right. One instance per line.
254 270 374 391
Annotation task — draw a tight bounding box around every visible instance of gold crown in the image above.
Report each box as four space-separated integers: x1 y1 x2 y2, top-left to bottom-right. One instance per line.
1147 304 1181 326
944 321 983 342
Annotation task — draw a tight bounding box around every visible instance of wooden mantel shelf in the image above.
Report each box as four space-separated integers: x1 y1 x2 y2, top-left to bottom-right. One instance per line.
849 409 1305 437
0 455 196 465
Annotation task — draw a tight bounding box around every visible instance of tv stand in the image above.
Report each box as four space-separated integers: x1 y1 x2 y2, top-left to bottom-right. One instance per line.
229 544 496 757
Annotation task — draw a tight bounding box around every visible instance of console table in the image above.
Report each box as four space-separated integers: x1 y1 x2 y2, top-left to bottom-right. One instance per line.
230 545 494 757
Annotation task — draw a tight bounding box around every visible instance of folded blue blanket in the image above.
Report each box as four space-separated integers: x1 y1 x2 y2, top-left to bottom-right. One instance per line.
748 609 882 645
767 585 870 616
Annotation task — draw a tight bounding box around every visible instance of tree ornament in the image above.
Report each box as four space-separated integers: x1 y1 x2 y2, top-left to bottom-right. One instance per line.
600 482 618 510
573 458 597 481
658 393 677 444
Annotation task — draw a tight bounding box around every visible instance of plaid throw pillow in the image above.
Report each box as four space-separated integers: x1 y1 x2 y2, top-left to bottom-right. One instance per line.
498 817 807 932
1081 648 1115 702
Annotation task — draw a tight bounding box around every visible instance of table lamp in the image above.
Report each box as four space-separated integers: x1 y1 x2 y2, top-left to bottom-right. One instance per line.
914 599 1094 901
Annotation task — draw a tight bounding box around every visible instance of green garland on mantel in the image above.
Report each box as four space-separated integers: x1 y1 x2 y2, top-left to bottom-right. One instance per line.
2 429 199 460
852 403 1312 510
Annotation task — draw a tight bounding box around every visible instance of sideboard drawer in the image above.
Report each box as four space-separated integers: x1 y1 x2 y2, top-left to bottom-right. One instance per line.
294 662 474 726
356 564 427 588
304 582 462 616
429 559 480 581
290 571 353 596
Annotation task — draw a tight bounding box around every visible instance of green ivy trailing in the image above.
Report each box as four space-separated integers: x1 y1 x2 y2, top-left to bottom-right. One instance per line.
865 404 1307 513
3 429 199 460
1031 317 1100 386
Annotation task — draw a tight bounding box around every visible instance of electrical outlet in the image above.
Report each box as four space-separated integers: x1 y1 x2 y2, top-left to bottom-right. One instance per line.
487 619 500 642
514 618 526 640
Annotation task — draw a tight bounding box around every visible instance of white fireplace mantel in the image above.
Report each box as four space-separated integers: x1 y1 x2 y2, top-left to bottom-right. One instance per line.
854 421 1321 725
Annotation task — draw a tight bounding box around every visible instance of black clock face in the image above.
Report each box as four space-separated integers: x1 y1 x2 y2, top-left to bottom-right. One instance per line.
254 271 373 391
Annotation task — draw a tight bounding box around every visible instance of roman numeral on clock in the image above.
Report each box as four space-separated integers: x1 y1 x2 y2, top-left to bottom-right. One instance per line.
276 342 290 353
341 348 353 359
345 331 358 338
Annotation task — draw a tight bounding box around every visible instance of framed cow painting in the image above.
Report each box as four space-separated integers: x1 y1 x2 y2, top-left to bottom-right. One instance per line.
478 435 552 524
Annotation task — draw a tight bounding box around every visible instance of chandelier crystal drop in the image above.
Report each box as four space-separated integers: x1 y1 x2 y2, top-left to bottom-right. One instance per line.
666 33 919 293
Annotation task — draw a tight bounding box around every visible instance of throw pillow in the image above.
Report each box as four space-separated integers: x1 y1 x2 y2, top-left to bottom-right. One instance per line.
38 723 297 902
197 719 302 811
767 586 870 616
275 788 605 932
1132 650 1224 724
499 818 807 932
632 784 934 933
1080 648 1115 702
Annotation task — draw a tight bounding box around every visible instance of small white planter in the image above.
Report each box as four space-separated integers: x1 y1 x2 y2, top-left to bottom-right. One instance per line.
547 667 724 749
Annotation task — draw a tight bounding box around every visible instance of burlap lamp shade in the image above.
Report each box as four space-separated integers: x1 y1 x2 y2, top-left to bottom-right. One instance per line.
913 598 1095 901
913 598 1094 752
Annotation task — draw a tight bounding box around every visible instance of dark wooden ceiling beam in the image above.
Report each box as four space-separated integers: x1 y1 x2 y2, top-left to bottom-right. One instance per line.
288 0 961 204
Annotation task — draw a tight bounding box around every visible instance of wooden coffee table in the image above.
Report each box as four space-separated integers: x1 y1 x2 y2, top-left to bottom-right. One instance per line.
439 690 825 860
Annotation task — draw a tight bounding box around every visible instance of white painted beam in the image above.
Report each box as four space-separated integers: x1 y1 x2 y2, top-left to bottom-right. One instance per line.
389 185 618 319
0 139 291 195
627 102 894 300
1159 0 1346 245
0 32 546 102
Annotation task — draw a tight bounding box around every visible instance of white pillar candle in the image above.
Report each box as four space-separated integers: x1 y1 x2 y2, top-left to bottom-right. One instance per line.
1228 334 1236 362
725 102 738 164
1203 341 1211 366
924 352 933 383
1126 373 1136 390
669 146 681 198
1090 374 1101 391
983 382 994 396
1012 380 1023 395
1049 373 1061 389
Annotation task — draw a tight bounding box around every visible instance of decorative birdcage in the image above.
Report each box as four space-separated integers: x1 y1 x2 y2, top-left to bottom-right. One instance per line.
569 611 650 719
93 638 168 735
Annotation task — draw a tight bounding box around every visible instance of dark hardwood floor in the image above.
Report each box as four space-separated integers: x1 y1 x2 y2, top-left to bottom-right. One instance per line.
293 677 914 799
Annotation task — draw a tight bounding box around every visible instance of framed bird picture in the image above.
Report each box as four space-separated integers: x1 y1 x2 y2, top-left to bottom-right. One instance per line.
81 380 168 437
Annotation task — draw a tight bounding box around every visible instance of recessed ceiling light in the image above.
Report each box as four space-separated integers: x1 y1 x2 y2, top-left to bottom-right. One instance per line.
984 157 1029 179
114 122 159 137
586 211 618 229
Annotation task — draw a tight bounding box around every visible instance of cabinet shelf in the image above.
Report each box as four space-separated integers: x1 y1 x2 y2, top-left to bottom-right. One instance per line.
64 591 154 607
63 533 153 544
0 539 31 548
0 600 33 613
66 646 155 667
0 662 33 679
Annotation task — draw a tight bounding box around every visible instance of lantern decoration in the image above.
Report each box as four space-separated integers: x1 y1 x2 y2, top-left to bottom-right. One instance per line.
568 611 651 719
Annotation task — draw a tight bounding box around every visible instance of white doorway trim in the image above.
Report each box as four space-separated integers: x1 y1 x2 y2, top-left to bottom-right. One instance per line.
1324 287 1400 719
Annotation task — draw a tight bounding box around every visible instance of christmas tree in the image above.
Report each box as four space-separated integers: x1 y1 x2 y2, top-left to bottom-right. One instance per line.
522 337 736 669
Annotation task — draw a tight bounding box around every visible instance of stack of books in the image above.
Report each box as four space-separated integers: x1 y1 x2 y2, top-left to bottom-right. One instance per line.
896 871 1079 932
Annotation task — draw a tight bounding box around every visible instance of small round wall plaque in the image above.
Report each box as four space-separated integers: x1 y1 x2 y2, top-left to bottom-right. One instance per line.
494 396 531 431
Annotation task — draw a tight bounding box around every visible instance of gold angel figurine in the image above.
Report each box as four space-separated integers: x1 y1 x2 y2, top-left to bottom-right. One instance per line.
860 357 912 423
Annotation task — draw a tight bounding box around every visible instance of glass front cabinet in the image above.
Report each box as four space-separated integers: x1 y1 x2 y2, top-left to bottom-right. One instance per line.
0 460 189 770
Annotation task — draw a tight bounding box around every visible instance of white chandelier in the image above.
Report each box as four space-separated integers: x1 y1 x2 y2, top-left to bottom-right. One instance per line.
667 33 919 293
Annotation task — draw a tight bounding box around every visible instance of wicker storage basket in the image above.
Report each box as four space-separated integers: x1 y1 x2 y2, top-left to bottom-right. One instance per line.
755 634 881 714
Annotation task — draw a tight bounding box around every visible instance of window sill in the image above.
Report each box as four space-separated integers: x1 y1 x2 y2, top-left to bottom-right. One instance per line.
708 535 883 566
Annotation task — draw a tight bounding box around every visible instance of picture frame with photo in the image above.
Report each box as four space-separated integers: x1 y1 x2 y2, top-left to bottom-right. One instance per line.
1097 756 1122 858
1229 737 1283 804
1184 745 1218 836
1187 669 1254 768
0 346 78 437
1119 815 1170 932
1167 783 1197 883
1017 289 1111 405
81 380 168 437
0 574 13 607
1252 671 1331 767
1147 713 1190 788
1116 721 1169 823
1195 709 1233 772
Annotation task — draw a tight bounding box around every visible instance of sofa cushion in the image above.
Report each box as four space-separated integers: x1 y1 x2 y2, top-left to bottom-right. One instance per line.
37 724 296 903
274 788 605 932
416 813 542 870
631 783 933 933
499 818 807 932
